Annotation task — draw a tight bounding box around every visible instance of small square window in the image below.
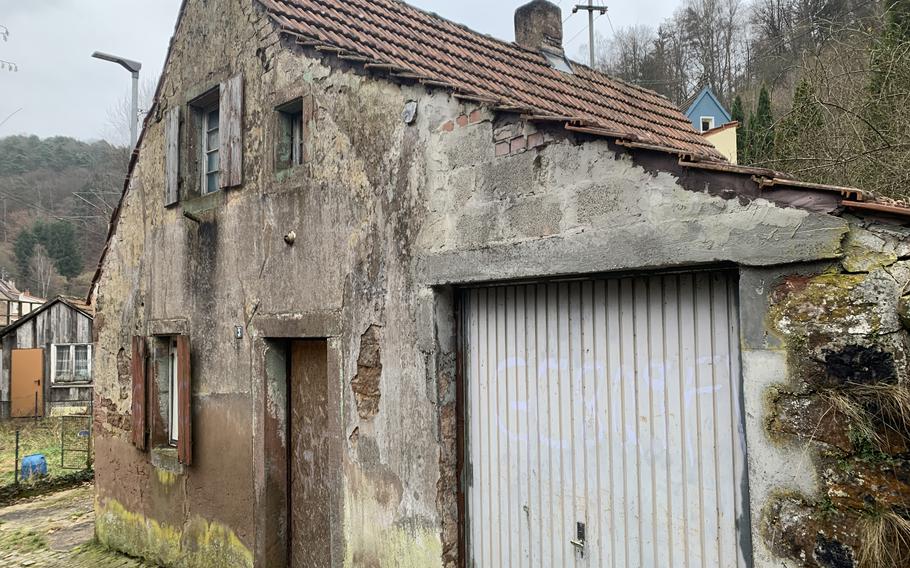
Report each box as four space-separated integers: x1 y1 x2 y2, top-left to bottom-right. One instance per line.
277 99 304 170
700 117 715 132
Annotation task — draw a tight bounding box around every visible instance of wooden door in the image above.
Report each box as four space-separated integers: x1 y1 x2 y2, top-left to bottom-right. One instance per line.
289 340 331 568
11 348 44 418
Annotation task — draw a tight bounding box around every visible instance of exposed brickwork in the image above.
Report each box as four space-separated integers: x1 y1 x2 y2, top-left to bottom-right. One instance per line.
510 136 527 154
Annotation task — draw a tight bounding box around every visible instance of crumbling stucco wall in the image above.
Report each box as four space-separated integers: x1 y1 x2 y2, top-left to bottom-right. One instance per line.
91 1 906 567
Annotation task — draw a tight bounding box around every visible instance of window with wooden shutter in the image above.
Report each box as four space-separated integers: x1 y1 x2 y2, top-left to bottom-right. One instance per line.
130 336 147 451
176 334 193 465
219 74 243 188
165 107 180 206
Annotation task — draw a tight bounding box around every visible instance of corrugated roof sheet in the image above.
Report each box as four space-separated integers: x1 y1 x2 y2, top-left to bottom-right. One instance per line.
257 0 724 160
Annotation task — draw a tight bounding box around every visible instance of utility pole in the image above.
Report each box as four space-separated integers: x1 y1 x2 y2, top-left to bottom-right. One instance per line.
573 2 608 67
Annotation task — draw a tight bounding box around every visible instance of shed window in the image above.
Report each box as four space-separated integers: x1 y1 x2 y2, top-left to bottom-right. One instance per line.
52 343 92 384
202 104 221 194
277 99 304 170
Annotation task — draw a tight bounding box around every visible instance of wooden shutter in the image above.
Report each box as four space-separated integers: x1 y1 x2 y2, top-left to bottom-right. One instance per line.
130 336 147 451
176 334 193 465
165 107 180 206
219 74 243 188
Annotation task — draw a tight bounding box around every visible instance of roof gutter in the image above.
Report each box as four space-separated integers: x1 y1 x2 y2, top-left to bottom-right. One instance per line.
841 200 910 218
756 176 866 201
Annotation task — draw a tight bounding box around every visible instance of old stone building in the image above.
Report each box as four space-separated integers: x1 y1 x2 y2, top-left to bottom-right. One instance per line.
89 0 910 566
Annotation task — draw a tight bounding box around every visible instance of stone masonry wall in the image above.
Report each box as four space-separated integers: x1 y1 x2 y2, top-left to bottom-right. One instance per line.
758 218 910 568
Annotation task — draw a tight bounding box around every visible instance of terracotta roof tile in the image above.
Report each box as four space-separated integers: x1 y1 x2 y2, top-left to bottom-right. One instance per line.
258 0 724 160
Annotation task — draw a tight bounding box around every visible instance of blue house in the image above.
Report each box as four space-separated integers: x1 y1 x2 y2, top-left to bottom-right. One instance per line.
683 87 732 132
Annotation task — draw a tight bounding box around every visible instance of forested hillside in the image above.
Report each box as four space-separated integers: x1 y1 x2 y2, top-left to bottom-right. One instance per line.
595 0 910 199
0 135 126 298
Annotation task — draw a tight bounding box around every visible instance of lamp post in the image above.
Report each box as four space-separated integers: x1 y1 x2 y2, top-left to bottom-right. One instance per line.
92 51 142 148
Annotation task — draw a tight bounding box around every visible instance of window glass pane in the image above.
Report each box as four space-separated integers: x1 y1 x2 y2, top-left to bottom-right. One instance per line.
292 114 303 166
55 345 71 377
206 128 219 151
207 108 219 130
206 151 220 173
206 172 220 194
169 341 179 445
74 345 90 380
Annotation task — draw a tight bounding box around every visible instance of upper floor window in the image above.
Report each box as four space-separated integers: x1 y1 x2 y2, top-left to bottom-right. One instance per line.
202 104 221 194
277 99 304 170
700 116 715 132
165 74 243 206
52 343 92 385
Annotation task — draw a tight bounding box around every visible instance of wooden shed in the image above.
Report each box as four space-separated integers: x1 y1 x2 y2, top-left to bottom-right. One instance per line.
0 297 94 419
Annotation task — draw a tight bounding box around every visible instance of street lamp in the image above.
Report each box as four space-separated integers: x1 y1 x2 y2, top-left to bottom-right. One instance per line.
92 51 142 148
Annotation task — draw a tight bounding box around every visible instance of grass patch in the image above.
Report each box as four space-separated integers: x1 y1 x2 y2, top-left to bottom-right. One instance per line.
823 381 910 456
0 417 91 488
858 509 910 568
0 527 48 554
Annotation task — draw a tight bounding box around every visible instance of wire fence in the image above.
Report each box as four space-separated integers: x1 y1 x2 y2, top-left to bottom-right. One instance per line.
0 414 93 488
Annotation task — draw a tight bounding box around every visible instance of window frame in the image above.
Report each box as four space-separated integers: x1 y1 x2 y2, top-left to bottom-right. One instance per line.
201 103 221 195
276 98 305 171
186 86 221 199
167 337 180 447
700 116 715 132
50 342 93 386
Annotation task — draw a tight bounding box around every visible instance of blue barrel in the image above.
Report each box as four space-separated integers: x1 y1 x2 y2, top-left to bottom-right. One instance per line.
21 454 47 480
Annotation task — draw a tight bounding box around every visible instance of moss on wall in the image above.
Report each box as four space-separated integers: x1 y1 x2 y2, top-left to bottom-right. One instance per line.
95 498 253 568
762 221 910 568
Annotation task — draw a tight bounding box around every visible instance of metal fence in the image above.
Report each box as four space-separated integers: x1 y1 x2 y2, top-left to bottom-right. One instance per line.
4 414 93 487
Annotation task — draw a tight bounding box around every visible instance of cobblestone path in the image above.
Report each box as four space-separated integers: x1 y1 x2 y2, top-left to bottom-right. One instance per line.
0 483 153 567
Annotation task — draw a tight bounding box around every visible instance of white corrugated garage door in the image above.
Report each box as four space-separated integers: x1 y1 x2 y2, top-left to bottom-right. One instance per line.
462 272 749 567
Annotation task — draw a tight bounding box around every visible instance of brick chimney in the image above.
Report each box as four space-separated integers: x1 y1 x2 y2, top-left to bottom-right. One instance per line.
515 0 565 55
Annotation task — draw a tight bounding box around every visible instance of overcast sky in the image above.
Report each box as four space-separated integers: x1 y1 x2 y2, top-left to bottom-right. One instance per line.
0 0 678 145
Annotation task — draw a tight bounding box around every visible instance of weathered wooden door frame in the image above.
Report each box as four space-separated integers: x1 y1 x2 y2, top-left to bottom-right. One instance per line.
250 313 343 568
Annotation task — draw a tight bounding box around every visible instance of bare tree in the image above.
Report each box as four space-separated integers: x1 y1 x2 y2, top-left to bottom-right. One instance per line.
598 26 656 82
28 245 61 298
0 24 17 72
103 77 158 147
680 0 746 100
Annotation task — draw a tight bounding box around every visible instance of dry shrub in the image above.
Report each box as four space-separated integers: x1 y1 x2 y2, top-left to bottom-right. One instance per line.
823 381 910 451
857 509 910 568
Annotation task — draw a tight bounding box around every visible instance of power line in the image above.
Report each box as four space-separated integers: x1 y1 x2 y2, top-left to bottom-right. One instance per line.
0 108 22 131
573 2 609 66
566 12 605 47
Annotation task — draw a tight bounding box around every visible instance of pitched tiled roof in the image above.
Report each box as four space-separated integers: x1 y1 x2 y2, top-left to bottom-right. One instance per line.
257 0 724 160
